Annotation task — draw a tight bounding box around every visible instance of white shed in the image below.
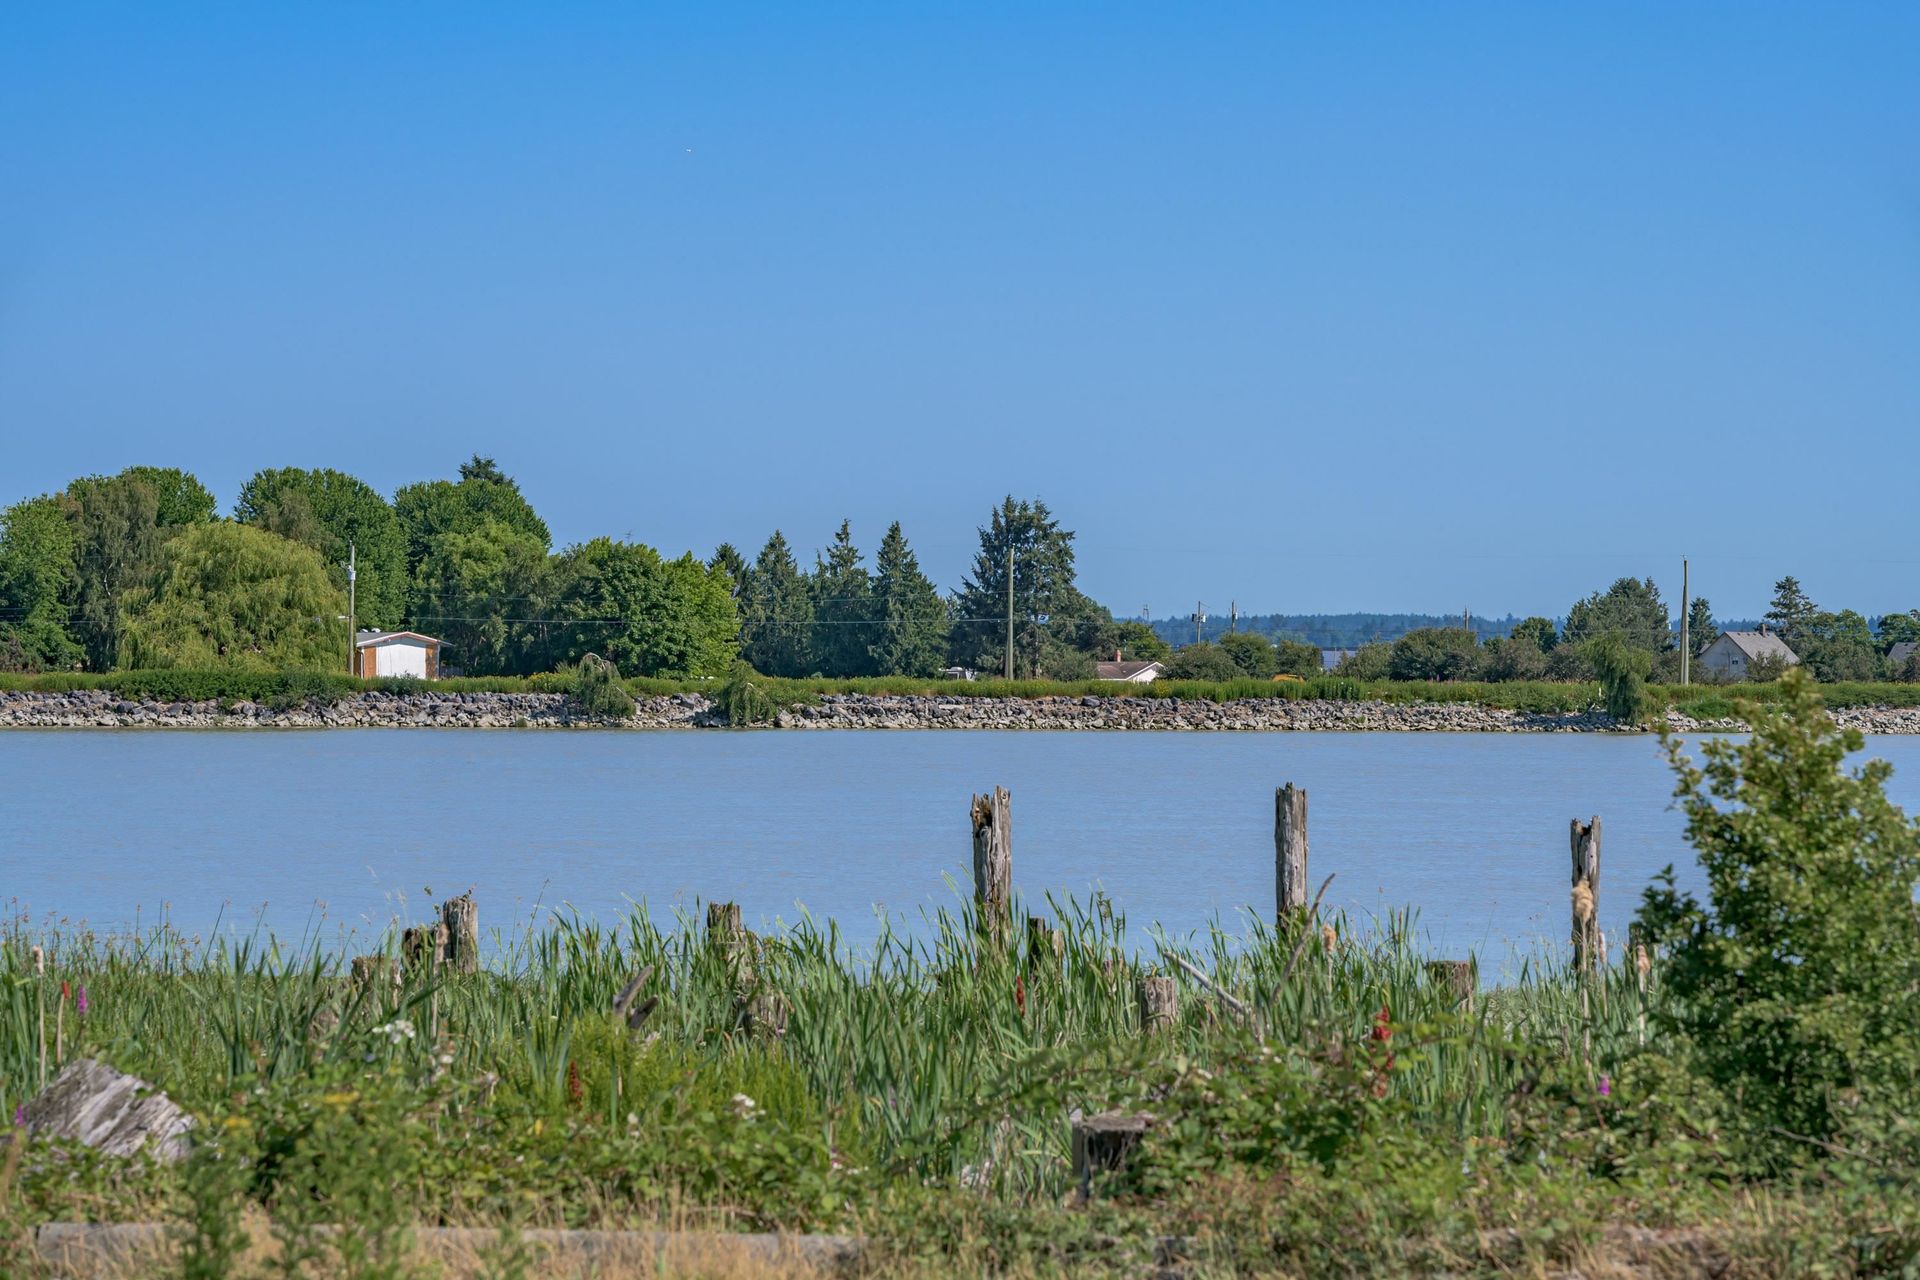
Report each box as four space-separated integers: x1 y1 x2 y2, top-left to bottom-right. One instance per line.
1696 628 1797 681
355 630 447 680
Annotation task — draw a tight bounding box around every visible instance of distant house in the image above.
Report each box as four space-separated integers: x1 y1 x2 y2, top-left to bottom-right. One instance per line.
1696 627 1798 681
1096 657 1166 684
1890 641 1918 671
355 630 447 680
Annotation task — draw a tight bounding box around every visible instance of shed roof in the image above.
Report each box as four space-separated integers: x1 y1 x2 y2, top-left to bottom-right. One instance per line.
1718 630 1798 663
355 630 448 649
1095 660 1165 680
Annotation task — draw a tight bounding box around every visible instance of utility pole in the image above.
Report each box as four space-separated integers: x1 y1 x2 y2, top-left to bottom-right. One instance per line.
1005 544 1015 681
1192 602 1205 646
1230 601 1238 634
1680 557 1690 686
346 541 357 676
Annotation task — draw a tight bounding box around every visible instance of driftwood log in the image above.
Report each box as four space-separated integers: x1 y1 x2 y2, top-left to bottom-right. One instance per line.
21 1059 193 1162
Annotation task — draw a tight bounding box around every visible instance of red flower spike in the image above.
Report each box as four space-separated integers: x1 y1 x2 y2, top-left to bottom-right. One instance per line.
1013 974 1027 1016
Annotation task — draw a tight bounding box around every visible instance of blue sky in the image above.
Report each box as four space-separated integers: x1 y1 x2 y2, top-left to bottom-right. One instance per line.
2 3 1915 620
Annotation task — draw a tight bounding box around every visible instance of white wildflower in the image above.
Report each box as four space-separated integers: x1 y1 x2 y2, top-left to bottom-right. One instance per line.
371 1019 416 1044
729 1093 757 1119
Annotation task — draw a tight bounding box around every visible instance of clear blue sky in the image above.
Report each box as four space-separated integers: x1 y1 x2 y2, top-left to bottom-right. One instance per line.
3 4 1915 620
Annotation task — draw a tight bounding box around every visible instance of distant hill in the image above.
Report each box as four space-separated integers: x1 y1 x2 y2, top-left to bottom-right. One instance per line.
1144 613 1526 649
1142 611 1765 650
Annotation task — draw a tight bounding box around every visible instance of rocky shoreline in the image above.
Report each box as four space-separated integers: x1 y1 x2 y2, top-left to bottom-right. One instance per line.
7 688 1920 733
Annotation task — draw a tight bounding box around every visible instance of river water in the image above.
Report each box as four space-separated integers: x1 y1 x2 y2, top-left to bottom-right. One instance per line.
9 730 1919 968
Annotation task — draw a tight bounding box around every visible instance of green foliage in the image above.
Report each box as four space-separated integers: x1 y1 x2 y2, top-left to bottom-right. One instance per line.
0 495 83 671
1388 628 1481 681
549 538 738 678
1218 630 1278 678
808 520 874 678
409 519 548 675
737 531 814 678
1336 642 1393 680
235 467 408 629
394 457 551 593
949 496 1109 679
1510 616 1558 653
1112 620 1171 664
1565 577 1671 653
1273 637 1323 679
116 466 218 527
566 652 636 719
716 662 782 725
1686 598 1716 653
1479 635 1546 682
1164 642 1242 681
1639 669 1920 1166
59 470 176 670
1588 631 1657 725
868 522 949 678
1764 575 1818 640
116 523 348 672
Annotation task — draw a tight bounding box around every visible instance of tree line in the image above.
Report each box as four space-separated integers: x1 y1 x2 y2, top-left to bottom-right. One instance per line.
1326 575 1920 685
0 461 1150 679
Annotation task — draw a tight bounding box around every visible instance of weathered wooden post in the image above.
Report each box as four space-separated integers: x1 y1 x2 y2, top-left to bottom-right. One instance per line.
1275 783 1308 922
350 955 400 990
971 787 1012 931
401 921 447 972
440 892 479 974
707 901 744 940
1424 959 1475 1007
1072 1111 1153 1200
1025 915 1063 974
1136 973 1179 1034
1570 816 1601 972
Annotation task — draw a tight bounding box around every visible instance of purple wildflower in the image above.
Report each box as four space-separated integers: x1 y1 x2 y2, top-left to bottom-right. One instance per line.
75 985 88 1017
1597 1074 1611 1097
12 1104 23 1126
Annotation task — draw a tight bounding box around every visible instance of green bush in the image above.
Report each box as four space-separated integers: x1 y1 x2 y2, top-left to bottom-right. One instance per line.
717 663 780 726
1639 668 1920 1167
567 653 636 719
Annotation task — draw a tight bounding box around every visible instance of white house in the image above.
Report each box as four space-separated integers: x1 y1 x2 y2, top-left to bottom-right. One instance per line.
355 630 448 680
1095 658 1166 684
1696 628 1798 681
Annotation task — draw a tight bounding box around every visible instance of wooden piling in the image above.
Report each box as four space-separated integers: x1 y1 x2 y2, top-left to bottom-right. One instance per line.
1275 783 1308 921
1136 974 1179 1034
350 955 400 990
401 921 448 972
971 787 1012 929
1569 817 1601 972
441 893 479 975
1072 1112 1153 1199
1025 915 1062 973
1424 960 1475 1007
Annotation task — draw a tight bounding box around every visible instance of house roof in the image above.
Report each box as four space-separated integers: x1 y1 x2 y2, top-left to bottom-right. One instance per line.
1890 641 1918 667
355 630 448 649
1095 660 1164 680
1718 631 1798 663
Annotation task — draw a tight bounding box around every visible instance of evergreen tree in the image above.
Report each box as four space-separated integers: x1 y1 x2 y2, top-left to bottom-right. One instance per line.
1687 597 1716 653
1509 616 1558 653
951 497 1104 678
1765 576 1819 641
809 520 874 678
868 522 948 677
738 531 813 676
707 544 747 598
1563 577 1671 653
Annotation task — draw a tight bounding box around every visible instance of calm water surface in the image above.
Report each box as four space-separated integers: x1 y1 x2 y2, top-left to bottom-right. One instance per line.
10 731 1920 967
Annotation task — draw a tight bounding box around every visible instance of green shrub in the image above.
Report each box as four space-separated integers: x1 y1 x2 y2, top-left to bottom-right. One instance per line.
568 653 636 719
1639 668 1920 1166
717 663 779 726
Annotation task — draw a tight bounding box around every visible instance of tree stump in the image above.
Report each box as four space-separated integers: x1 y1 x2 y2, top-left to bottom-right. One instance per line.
741 991 790 1039
21 1059 193 1162
401 922 448 972
1136 974 1179 1034
1570 817 1602 973
970 787 1012 931
441 892 479 974
1425 960 1475 1006
1072 1111 1153 1198
1025 915 1062 974
350 955 400 990
1275 784 1308 921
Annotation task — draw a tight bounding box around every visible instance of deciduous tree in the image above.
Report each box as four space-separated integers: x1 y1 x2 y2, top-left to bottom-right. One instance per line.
117 523 345 671
235 467 407 629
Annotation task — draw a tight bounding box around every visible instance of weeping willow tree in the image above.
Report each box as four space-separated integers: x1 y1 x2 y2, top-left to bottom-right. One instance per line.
117 522 347 671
